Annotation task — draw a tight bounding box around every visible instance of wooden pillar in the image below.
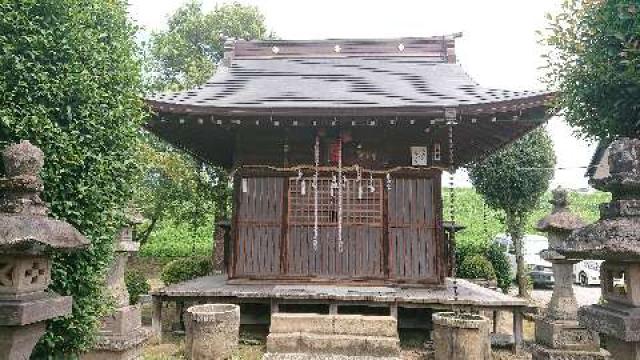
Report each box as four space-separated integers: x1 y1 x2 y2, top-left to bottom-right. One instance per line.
492 310 498 334
512 309 523 354
175 301 185 332
152 296 163 343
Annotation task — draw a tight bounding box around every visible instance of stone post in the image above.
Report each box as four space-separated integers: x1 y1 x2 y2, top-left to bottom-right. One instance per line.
82 216 153 360
531 187 610 359
432 312 491 360
0 141 89 360
184 304 240 360
560 138 640 360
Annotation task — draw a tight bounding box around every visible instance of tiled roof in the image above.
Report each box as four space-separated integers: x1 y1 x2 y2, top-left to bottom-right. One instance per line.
147 37 551 117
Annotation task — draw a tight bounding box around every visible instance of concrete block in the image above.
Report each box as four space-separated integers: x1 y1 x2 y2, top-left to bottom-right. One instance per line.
99 305 142 336
266 333 302 353
270 313 333 334
535 318 600 351
332 315 397 337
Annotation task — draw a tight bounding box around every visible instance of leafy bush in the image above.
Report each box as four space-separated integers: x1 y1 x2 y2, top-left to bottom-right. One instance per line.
0 0 145 355
458 255 497 281
125 270 151 305
487 242 512 292
139 221 213 258
161 257 212 285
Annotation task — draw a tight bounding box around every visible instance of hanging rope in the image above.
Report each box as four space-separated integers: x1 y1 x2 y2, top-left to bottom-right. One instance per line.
313 134 320 251
337 136 344 253
448 119 459 305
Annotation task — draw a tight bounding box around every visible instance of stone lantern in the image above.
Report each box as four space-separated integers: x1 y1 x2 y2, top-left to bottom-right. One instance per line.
531 187 609 359
560 138 640 360
83 212 153 360
0 141 89 359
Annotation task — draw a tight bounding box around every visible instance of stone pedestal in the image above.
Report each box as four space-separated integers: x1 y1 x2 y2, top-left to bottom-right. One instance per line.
432 312 491 360
83 223 152 360
264 313 399 359
560 138 640 360
184 304 240 360
0 141 89 359
532 187 610 360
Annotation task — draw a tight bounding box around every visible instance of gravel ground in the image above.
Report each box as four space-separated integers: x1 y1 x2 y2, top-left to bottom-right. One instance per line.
530 284 601 308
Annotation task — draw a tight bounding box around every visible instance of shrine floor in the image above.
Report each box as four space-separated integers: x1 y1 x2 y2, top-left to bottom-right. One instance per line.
151 275 528 353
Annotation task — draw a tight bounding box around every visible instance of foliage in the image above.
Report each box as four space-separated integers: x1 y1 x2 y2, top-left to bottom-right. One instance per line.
458 255 497 281
487 242 512 292
125 269 151 305
544 0 640 140
134 135 229 246
139 220 213 258
136 1 271 250
161 257 213 285
468 128 556 296
0 0 144 355
145 0 269 91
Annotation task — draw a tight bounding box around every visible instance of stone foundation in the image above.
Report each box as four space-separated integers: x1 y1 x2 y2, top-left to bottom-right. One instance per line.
265 313 400 359
82 305 153 360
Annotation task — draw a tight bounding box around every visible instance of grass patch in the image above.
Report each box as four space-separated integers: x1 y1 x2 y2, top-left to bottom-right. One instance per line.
140 221 213 258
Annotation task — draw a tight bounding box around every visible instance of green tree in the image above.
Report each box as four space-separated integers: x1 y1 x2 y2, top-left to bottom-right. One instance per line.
134 136 230 248
468 128 556 297
544 0 640 140
0 0 145 355
137 1 270 251
145 0 269 91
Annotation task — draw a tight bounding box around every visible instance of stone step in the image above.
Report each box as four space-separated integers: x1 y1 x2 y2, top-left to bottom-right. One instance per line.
270 313 397 337
266 333 400 358
263 354 400 360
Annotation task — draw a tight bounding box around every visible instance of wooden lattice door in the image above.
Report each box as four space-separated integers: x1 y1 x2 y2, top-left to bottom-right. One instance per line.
388 177 440 282
286 177 385 279
234 177 284 277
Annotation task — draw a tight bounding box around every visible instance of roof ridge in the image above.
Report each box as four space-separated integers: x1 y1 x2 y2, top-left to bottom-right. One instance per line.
225 35 461 63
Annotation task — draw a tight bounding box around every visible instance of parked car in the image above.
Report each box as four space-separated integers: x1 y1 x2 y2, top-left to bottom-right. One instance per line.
494 234 554 287
573 260 603 286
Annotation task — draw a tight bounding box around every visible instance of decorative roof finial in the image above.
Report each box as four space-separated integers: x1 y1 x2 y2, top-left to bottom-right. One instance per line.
0 140 47 216
550 186 569 212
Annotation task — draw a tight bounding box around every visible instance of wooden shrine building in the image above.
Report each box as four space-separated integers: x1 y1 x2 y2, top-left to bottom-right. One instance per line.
147 36 549 347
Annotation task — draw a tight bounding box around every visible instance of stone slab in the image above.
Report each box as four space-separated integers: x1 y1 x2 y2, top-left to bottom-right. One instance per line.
267 333 400 357
535 318 600 351
93 327 153 351
270 314 397 337
263 354 400 360
81 344 144 360
0 293 71 326
99 305 142 336
578 304 640 342
530 344 610 360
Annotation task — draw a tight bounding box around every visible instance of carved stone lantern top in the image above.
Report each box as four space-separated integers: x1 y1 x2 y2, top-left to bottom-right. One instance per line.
0 141 89 255
561 138 640 261
536 187 586 234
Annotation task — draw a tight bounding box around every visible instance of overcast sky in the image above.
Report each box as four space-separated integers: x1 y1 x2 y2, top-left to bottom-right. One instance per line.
128 0 599 190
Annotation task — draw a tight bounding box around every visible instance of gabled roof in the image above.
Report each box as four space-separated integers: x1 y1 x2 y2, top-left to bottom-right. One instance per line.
147 36 551 117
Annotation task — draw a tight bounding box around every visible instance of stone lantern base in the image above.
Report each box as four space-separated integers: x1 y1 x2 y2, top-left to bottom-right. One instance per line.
578 304 640 360
531 319 609 360
82 305 153 360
